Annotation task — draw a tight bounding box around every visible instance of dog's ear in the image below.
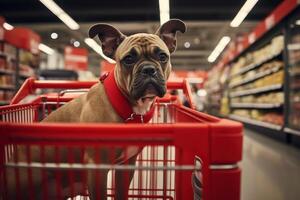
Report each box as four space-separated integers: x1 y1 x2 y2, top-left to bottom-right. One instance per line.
156 19 186 53
89 24 126 59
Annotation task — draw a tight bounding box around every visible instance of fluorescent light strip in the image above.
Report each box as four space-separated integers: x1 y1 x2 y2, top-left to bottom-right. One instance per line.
39 0 79 30
84 38 116 64
3 22 14 30
159 0 170 25
230 0 259 27
39 43 55 55
208 36 231 63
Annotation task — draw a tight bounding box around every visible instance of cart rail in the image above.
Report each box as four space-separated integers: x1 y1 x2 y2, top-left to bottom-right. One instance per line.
0 78 243 200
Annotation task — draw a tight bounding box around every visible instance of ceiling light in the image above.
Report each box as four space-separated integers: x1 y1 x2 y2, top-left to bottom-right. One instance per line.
230 0 259 27
184 42 191 48
194 38 200 45
208 36 231 63
3 22 14 30
39 0 80 30
84 38 116 64
39 43 55 55
296 20 300 26
51 32 58 39
74 41 80 47
57 13 80 30
197 89 207 97
159 0 170 25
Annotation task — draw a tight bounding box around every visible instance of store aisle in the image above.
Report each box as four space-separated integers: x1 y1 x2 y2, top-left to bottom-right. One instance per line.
241 129 300 200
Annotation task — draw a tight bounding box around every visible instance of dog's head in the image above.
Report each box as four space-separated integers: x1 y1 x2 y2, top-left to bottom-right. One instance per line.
89 19 186 113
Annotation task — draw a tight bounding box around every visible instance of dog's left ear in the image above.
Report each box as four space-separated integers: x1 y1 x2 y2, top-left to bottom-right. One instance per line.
156 19 186 53
88 24 126 59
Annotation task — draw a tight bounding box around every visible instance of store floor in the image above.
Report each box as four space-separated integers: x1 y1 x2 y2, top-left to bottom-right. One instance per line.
241 128 300 200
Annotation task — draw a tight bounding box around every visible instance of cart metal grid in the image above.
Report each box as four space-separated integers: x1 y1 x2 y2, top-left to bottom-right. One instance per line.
0 78 243 200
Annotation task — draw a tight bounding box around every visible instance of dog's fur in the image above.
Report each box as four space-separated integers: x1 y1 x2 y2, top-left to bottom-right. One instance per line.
6 19 186 199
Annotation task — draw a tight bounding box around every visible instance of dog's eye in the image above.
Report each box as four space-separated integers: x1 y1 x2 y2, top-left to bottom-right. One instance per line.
158 53 168 63
123 55 135 65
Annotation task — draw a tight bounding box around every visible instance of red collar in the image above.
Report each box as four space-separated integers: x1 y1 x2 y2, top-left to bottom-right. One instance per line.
100 70 156 123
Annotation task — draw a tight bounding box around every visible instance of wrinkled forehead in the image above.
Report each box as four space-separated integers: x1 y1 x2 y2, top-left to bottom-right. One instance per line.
116 33 169 58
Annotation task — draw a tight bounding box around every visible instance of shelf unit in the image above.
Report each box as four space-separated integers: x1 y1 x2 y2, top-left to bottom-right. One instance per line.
227 31 285 134
229 114 283 131
0 21 40 106
205 1 300 145
230 103 283 109
286 9 300 133
230 84 283 97
229 51 282 78
229 64 283 88
0 69 14 75
229 114 282 131
0 40 17 105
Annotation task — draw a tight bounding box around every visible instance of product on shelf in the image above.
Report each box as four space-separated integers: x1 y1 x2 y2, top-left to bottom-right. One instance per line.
0 75 14 87
232 109 283 126
229 60 284 88
232 109 250 118
231 91 284 104
204 65 230 116
19 64 35 77
0 57 5 70
262 112 284 126
230 35 284 77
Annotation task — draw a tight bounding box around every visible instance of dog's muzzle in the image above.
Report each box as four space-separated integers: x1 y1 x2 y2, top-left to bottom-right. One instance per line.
130 64 166 101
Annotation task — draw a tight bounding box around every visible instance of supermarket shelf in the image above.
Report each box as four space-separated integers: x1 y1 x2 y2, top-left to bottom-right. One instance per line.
0 69 14 75
229 66 282 88
207 85 221 93
1 53 17 61
230 84 282 97
208 103 220 107
290 70 300 77
229 114 282 131
291 83 300 90
292 102 300 110
284 127 300 136
19 73 33 78
0 101 9 106
0 52 6 58
290 59 300 67
0 85 15 90
230 103 283 109
230 51 282 78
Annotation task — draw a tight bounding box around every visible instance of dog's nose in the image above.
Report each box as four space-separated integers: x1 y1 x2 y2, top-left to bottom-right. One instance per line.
141 65 157 76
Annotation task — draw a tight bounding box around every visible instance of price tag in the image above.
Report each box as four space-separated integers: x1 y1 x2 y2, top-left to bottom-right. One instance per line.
265 15 275 30
0 27 4 40
248 33 256 44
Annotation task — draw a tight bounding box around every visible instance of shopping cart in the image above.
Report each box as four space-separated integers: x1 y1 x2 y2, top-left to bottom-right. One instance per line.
0 78 243 200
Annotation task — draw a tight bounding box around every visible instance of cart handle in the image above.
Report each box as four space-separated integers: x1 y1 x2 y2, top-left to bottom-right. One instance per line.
11 78 195 109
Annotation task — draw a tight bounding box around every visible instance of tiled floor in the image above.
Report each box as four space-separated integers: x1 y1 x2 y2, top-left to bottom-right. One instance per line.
241 129 300 200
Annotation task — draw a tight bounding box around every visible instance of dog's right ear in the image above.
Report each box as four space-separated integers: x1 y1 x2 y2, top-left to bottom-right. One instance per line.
88 24 126 59
156 19 186 53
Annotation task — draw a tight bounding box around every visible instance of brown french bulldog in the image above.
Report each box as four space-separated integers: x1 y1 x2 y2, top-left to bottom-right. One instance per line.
6 19 186 200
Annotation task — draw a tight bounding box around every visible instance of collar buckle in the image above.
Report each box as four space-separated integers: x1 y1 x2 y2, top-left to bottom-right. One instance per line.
99 72 109 83
125 113 144 123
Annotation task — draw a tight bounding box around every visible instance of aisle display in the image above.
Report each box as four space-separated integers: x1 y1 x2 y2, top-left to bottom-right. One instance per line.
0 18 17 105
205 1 300 139
204 65 223 116
286 11 300 132
0 18 40 105
228 36 285 130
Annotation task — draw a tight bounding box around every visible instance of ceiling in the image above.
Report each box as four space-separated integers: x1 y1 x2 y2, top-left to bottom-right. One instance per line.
0 0 283 73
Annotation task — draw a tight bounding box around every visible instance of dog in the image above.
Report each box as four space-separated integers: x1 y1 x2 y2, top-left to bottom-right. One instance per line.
6 19 186 200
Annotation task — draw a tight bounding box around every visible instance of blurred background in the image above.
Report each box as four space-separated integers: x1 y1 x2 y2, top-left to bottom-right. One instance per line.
1 1 300 199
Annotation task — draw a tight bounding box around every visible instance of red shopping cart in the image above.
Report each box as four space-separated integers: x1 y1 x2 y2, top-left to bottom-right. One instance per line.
0 78 243 200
